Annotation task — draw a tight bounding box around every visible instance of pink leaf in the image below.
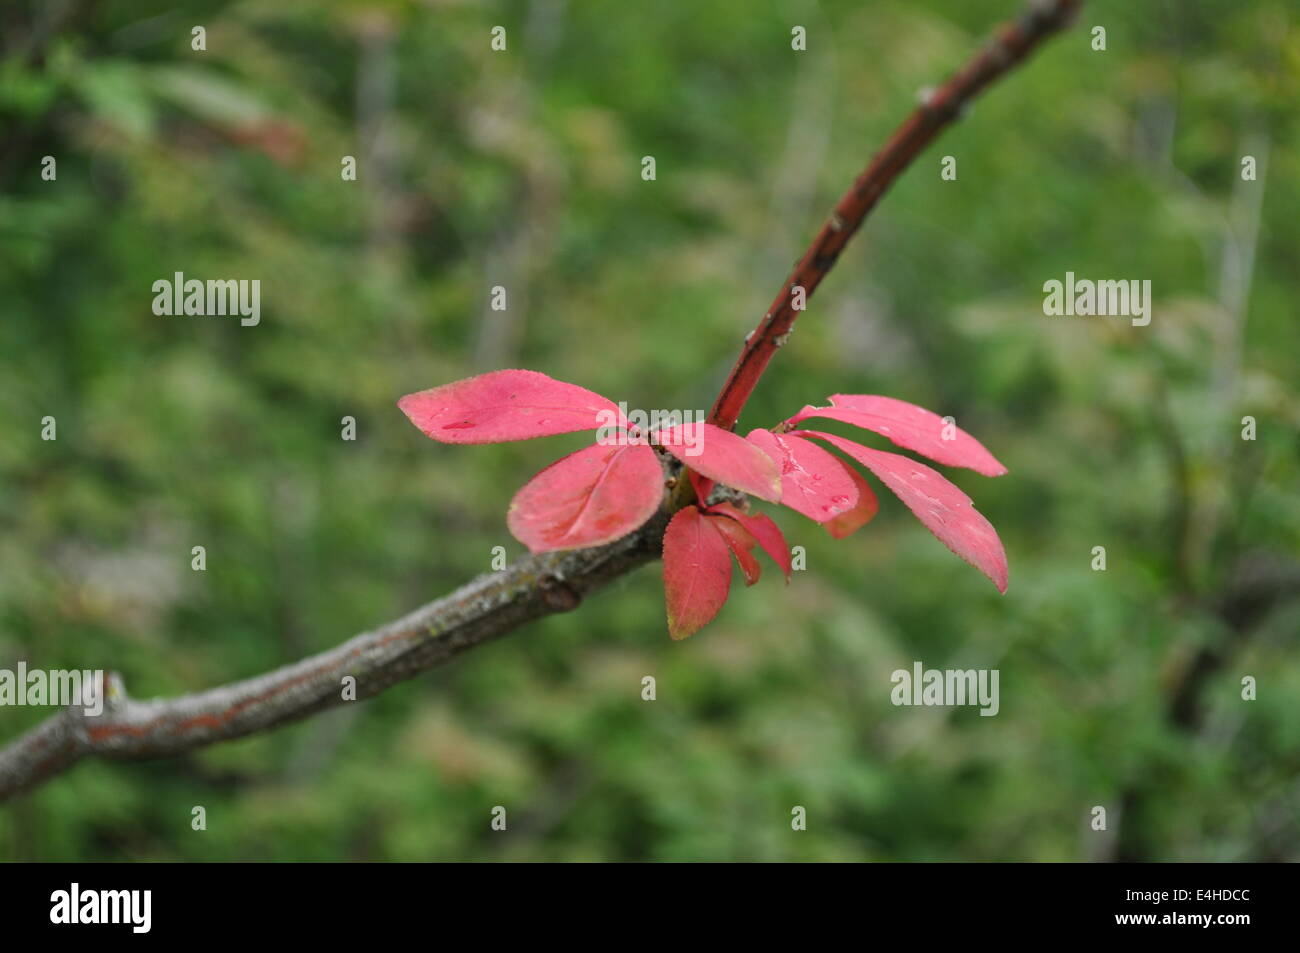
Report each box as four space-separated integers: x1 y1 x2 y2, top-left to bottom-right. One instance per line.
663 507 734 640
746 429 859 523
706 513 761 586
706 501 792 582
688 468 715 506
823 464 879 539
658 423 781 502
788 395 1007 477
507 442 663 553
398 369 623 444
795 430 1008 593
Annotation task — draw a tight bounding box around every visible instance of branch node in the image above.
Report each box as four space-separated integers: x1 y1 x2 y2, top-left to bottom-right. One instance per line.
540 579 582 612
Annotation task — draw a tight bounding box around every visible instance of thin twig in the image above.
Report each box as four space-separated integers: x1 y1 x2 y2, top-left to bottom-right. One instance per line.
708 0 1082 430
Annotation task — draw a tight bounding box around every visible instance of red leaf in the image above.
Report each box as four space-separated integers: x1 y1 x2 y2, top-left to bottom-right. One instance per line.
688 468 715 506
663 507 734 640
706 513 762 586
658 423 782 502
795 430 1008 592
398 369 623 444
823 464 879 539
507 442 663 552
706 501 792 581
746 429 859 523
788 395 1007 477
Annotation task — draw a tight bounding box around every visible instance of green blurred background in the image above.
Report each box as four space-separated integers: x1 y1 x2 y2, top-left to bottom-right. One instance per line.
1 0 1297 861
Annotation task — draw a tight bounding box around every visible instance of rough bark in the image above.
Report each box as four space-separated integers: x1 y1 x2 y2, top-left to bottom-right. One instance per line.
0 516 665 800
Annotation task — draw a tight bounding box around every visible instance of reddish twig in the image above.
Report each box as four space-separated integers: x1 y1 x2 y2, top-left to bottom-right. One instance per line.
708 0 1082 430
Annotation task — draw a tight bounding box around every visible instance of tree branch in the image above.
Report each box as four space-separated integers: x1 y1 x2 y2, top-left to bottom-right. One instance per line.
0 516 665 801
0 0 1081 801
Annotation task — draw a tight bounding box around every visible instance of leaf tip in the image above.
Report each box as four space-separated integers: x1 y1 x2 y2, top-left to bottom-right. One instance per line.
667 619 695 641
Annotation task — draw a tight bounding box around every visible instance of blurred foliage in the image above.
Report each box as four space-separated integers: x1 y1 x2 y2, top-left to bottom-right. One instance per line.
1 0 1297 862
